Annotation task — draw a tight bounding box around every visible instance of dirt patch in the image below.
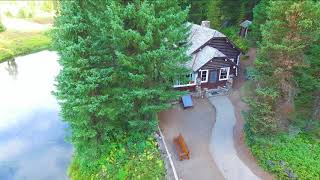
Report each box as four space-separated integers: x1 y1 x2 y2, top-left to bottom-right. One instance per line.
230 48 275 180
233 48 256 90
159 98 224 180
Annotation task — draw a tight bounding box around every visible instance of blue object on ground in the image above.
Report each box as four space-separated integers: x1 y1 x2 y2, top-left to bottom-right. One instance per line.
182 94 193 108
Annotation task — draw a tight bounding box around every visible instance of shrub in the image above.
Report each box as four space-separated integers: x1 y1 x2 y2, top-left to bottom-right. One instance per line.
17 8 27 18
68 134 165 180
247 133 320 179
0 20 5 33
4 11 13 17
17 8 33 19
244 67 259 80
243 87 279 135
221 26 250 52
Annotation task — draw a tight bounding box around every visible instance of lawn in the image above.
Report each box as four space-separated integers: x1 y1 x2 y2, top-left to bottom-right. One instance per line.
0 30 51 63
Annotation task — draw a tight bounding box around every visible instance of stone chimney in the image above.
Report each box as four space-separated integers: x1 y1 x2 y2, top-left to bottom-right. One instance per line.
201 21 210 28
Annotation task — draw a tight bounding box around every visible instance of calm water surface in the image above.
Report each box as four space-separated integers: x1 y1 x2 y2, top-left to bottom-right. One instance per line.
0 51 72 180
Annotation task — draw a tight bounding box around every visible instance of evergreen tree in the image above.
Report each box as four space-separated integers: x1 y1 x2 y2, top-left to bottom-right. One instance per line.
180 0 208 24
206 0 258 28
207 0 223 29
53 0 189 174
294 44 320 135
259 0 320 109
247 0 320 134
239 0 259 22
251 0 269 42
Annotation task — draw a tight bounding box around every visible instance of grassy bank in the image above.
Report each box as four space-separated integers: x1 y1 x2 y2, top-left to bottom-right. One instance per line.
0 31 51 63
242 81 320 179
241 80 320 178
68 134 165 180
245 130 320 179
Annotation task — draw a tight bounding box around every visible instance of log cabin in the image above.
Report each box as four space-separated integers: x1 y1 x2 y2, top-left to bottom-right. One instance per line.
174 21 242 91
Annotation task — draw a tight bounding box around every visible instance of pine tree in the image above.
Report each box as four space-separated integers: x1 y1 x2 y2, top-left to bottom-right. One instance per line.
251 0 269 42
207 0 258 28
259 0 320 107
207 0 223 29
295 44 320 133
53 0 189 174
248 0 320 134
180 0 208 24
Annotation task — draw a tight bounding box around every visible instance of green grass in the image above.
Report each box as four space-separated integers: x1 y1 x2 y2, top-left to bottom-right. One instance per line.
0 31 51 63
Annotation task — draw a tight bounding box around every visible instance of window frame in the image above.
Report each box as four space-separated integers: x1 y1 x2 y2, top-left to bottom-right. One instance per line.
200 69 209 83
219 67 230 81
173 72 197 87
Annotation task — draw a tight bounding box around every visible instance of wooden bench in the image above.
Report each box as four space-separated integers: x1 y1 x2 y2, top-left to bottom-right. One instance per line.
173 133 190 161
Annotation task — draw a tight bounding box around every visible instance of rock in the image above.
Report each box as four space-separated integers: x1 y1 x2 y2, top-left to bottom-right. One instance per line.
284 168 298 180
267 160 275 168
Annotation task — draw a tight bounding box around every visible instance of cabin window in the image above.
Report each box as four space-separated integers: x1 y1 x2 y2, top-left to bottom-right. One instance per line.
186 73 193 82
186 72 197 84
200 70 209 82
173 72 197 87
219 67 230 81
174 79 182 86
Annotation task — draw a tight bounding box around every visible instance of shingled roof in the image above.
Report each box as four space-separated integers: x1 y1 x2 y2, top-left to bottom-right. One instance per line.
185 23 229 71
240 20 252 28
187 23 225 55
186 46 226 71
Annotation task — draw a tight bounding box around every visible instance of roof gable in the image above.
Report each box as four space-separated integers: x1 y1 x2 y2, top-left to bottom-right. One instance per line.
187 23 225 55
184 22 241 72
186 46 226 71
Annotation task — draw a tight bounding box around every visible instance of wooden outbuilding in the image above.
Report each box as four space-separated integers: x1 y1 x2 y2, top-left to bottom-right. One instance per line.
239 20 252 38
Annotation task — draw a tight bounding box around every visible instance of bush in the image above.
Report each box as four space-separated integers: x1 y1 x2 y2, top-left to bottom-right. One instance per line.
0 20 5 33
17 8 33 18
221 26 250 52
17 8 27 18
246 133 320 179
4 11 13 17
68 134 165 180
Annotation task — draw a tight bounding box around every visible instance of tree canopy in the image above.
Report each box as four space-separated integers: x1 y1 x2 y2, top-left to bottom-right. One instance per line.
53 0 189 176
248 0 320 136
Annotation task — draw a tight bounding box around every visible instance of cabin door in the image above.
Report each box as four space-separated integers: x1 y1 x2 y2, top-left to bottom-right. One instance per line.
209 70 217 83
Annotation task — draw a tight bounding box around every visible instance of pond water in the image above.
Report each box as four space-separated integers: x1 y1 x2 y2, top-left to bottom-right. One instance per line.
0 51 72 180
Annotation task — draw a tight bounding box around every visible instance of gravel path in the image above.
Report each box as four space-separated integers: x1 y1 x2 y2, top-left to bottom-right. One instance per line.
208 96 260 180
